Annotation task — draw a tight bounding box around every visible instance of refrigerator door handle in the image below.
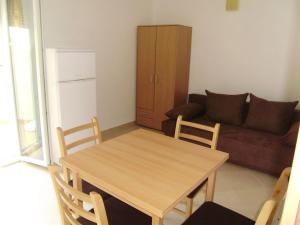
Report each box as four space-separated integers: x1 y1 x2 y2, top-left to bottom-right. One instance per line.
58 77 96 83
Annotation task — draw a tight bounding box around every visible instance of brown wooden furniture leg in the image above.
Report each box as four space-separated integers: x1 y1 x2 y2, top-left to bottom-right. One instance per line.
205 172 216 201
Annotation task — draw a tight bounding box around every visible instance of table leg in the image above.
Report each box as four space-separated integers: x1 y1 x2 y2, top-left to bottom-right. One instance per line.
152 215 163 225
73 172 83 191
205 172 216 201
73 171 83 207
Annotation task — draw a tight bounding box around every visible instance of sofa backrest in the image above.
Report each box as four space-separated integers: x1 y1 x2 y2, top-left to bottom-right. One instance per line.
188 93 300 123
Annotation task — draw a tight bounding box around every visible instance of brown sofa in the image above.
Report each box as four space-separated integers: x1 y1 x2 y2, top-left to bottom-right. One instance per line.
162 94 299 176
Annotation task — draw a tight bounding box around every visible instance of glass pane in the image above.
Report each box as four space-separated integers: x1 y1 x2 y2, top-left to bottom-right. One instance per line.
7 0 44 161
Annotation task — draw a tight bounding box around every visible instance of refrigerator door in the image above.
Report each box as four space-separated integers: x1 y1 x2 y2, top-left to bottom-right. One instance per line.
56 51 96 82
51 78 97 163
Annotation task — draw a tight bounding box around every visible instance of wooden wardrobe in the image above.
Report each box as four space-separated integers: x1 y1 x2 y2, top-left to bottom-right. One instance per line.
136 25 192 130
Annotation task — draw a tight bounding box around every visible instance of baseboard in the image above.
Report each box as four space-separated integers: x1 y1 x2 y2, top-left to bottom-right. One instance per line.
102 121 136 134
101 121 138 141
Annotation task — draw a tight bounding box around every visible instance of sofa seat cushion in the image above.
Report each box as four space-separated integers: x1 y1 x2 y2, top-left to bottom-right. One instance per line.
219 123 294 175
161 117 295 175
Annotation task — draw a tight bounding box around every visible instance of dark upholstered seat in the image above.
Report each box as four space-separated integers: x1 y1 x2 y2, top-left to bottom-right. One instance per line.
187 178 208 198
69 180 111 201
182 202 255 225
78 197 152 225
162 93 298 176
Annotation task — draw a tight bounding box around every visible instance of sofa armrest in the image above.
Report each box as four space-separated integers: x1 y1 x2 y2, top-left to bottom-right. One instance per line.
165 103 205 120
161 119 177 137
292 110 300 123
188 93 207 106
282 121 300 147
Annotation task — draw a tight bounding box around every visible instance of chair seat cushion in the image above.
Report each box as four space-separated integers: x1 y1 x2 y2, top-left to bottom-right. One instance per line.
78 197 152 225
187 179 208 198
68 180 111 200
182 202 255 225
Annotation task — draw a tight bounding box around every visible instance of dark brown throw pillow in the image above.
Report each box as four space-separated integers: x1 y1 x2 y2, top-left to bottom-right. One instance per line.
245 94 298 134
165 103 205 120
205 90 248 125
282 122 300 147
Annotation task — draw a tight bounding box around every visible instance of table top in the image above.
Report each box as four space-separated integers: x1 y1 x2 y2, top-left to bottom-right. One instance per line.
60 129 229 217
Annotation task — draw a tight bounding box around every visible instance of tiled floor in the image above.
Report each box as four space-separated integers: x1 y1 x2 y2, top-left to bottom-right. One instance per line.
166 162 277 225
0 125 279 225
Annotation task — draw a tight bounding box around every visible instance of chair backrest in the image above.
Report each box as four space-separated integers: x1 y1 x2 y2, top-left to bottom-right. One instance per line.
255 167 291 225
174 115 220 150
48 165 109 225
57 117 102 183
57 117 102 158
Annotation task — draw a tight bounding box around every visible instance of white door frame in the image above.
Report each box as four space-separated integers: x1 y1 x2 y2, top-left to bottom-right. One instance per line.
19 0 50 167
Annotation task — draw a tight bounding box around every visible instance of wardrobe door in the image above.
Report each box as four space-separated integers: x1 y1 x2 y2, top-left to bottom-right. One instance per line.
154 26 178 129
136 26 157 124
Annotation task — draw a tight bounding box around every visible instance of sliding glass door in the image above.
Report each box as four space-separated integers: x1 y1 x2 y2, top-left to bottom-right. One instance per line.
0 0 49 166
0 0 19 166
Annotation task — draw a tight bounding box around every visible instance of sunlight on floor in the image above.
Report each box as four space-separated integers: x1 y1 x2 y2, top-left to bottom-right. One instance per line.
0 121 19 166
0 162 277 225
0 163 61 225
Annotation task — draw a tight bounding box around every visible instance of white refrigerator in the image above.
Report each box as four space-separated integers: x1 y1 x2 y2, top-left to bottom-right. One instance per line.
46 49 97 164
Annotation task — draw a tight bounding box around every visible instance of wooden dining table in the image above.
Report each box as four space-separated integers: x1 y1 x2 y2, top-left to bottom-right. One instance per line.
60 129 229 225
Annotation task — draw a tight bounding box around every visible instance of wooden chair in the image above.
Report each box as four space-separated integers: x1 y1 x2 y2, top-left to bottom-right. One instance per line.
181 167 292 225
57 117 111 200
174 115 221 217
49 165 152 225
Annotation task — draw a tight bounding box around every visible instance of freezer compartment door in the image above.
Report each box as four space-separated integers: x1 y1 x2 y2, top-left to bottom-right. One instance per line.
56 51 96 82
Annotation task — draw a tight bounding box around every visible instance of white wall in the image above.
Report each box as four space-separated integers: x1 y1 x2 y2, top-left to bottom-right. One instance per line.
285 0 300 102
153 0 300 102
41 0 300 130
41 0 153 130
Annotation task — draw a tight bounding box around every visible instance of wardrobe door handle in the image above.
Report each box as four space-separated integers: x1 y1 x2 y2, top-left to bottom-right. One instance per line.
155 73 159 84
